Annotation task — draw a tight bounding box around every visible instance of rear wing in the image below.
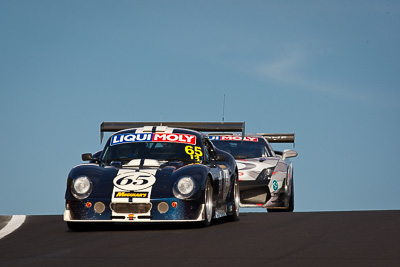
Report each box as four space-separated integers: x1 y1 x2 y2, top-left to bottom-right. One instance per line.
100 121 245 143
257 133 295 145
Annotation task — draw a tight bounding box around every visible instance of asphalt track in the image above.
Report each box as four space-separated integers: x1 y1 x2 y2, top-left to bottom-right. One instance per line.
0 211 399 266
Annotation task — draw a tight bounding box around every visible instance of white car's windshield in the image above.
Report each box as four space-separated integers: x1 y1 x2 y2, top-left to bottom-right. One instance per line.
211 138 272 159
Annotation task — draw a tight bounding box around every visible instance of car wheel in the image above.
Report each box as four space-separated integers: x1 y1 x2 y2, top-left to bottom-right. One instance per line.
286 179 294 212
228 175 240 221
202 178 213 227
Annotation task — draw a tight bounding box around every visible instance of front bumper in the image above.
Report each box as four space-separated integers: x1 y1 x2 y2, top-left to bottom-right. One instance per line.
239 180 288 208
64 198 204 222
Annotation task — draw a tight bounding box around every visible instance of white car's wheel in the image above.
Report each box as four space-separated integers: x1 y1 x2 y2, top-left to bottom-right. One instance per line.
287 179 294 212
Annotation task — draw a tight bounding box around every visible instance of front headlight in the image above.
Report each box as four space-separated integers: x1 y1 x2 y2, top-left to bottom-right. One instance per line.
173 176 196 199
71 176 92 199
265 168 274 177
256 167 275 181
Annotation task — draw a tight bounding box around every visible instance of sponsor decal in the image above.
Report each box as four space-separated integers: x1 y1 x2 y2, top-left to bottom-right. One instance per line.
272 180 278 191
209 136 258 142
114 192 148 198
113 171 156 191
111 133 196 146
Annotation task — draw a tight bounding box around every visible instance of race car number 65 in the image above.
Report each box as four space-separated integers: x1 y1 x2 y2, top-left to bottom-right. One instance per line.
113 172 156 191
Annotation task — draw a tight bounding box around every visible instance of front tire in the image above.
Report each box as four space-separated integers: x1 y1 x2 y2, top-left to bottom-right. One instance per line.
228 175 240 221
286 179 294 212
202 178 213 227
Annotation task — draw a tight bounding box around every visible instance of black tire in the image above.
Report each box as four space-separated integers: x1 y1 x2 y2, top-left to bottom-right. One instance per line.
228 175 240 221
202 178 213 227
286 179 294 212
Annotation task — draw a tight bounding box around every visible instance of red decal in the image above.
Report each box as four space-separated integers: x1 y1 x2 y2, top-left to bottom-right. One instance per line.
152 133 196 145
220 136 258 142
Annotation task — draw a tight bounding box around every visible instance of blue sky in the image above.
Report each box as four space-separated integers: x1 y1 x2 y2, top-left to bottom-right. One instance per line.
1 0 399 215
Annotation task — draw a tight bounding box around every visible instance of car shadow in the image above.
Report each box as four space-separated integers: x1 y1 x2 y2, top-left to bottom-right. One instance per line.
66 216 238 232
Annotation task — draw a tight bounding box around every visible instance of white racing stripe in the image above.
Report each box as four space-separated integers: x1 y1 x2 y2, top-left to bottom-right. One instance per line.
0 215 26 239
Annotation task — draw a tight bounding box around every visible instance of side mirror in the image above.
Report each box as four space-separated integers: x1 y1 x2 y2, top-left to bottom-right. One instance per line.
82 153 93 161
282 149 297 160
215 154 226 161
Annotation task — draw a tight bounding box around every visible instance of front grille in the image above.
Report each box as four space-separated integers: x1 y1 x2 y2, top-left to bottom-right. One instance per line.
110 203 152 213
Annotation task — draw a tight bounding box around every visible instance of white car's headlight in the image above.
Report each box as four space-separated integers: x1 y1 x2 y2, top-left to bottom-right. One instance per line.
71 176 92 199
266 167 274 177
256 167 275 181
173 176 196 199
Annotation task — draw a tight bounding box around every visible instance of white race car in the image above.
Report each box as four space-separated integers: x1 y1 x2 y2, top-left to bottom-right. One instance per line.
209 133 297 212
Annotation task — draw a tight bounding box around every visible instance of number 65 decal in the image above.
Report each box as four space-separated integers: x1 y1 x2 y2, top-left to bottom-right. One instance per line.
185 145 203 161
113 171 156 191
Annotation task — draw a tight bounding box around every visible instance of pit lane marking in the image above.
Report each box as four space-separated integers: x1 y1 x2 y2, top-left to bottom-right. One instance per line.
0 215 26 239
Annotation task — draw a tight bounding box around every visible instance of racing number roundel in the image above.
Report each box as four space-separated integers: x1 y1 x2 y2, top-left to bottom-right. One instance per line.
113 171 156 191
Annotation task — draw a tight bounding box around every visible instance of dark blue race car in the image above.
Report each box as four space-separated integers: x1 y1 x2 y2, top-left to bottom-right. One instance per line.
64 122 242 230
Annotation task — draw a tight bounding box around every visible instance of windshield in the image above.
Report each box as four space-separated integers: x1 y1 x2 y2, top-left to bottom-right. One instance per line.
100 132 203 165
211 138 272 159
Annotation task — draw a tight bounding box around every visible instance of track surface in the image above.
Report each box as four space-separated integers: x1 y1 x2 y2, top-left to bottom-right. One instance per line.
0 211 399 266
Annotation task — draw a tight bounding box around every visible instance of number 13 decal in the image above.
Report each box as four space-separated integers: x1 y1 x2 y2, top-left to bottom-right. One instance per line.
185 145 203 161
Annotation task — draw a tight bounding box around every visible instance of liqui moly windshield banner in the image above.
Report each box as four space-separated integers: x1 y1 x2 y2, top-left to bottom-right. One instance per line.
208 136 258 142
111 133 196 146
